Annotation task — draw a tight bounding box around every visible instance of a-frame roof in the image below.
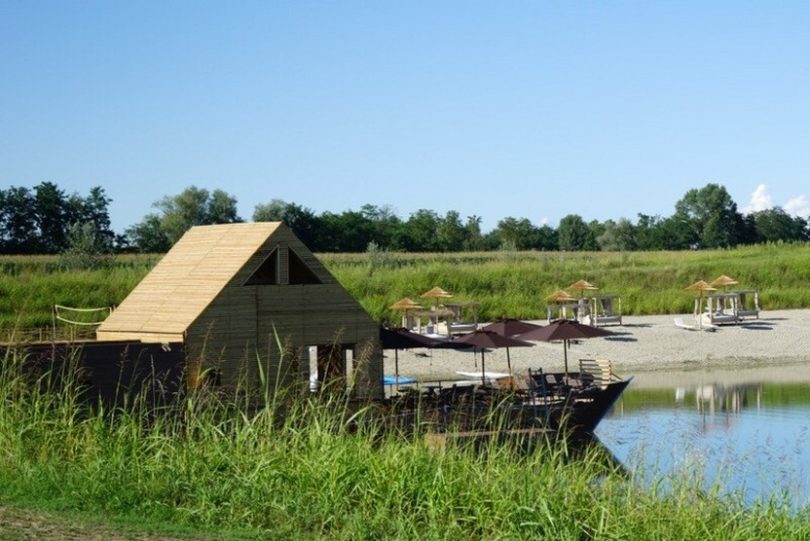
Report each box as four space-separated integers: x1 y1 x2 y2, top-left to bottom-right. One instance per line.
98 222 285 336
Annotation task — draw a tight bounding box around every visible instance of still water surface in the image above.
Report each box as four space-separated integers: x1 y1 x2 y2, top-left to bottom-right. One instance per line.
595 365 810 507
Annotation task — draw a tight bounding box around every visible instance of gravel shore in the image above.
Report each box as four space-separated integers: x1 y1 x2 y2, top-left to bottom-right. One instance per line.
387 309 810 385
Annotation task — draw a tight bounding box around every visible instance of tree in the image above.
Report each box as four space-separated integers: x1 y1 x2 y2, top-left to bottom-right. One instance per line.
126 186 242 251
360 204 401 249
558 214 596 251
462 215 484 251
124 214 171 253
34 182 69 253
0 186 37 253
0 183 114 254
317 210 374 252
597 218 637 251
395 209 441 251
494 217 539 250
252 199 288 222
673 183 743 248
436 211 466 252
752 208 809 242
535 224 559 251
60 222 115 268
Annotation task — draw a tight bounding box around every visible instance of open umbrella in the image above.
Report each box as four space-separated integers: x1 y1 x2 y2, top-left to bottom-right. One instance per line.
480 318 544 375
389 297 423 328
710 275 739 288
421 286 453 301
567 279 599 297
546 289 576 303
686 280 717 329
452 330 532 385
379 327 442 390
389 297 422 310
481 317 543 336
518 319 614 377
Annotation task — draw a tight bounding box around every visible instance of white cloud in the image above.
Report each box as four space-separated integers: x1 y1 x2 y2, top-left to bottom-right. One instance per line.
539 216 549 226
743 184 773 214
784 195 810 218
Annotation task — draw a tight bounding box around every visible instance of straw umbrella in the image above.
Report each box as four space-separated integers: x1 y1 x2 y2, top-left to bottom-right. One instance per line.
546 289 577 322
420 286 453 307
686 280 717 328
420 286 454 333
389 297 423 328
710 275 739 288
567 279 599 297
546 290 576 303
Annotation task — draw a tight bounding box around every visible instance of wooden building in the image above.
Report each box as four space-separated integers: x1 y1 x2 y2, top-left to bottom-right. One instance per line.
97 223 382 398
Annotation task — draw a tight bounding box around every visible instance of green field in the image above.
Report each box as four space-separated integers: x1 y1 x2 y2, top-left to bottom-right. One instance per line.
3 244 810 332
3 246 810 538
1 354 807 540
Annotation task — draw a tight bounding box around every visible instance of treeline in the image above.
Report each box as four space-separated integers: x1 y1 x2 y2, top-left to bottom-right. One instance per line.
1 182 808 255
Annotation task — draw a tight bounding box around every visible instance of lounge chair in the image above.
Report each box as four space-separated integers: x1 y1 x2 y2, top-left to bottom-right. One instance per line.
674 317 717 332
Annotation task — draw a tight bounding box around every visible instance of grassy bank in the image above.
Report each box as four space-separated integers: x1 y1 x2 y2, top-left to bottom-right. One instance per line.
2 244 810 330
0 355 807 540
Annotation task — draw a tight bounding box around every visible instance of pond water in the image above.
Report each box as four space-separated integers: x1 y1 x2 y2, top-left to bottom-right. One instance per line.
595 364 810 507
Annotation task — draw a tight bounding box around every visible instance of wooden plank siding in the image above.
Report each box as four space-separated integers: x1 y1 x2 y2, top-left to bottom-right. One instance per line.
97 222 382 398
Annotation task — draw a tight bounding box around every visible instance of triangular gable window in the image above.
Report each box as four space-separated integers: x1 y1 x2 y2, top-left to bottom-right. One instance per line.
289 248 322 284
245 249 278 285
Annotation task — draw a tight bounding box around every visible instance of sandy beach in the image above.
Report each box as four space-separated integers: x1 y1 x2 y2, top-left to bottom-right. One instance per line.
387 309 810 387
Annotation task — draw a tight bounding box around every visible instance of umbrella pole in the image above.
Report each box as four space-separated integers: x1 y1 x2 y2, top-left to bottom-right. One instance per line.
395 349 400 391
563 339 569 378
481 349 486 386
506 347 512 376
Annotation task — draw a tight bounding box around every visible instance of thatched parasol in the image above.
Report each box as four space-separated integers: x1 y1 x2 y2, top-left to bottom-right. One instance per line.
710 275 739 288
389 297 423 310
686 280 717 328
420 286 453 300
567 279 599 296
546 289 576 303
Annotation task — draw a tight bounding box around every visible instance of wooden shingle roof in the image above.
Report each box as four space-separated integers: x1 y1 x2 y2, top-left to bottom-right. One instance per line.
98 222 282 335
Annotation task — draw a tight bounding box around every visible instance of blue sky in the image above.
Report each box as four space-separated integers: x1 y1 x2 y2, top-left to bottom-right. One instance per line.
2 1 809 234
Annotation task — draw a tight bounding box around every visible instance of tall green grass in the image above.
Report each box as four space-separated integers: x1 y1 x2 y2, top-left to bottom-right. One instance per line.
323 243 810 322
1 350 808 539
2 244 810 330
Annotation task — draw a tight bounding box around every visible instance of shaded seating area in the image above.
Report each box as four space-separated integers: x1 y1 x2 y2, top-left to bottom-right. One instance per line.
735 289 760 320
390 286 480 338
583 295 622 327
445 301 480 335
700 293 741 326
546 281 623 327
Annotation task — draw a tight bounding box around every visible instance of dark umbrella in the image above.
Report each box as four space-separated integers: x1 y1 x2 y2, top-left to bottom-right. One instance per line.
452 330 533 385
480 318 544 375
379 327 442 389
481 317 544 337
518 319 614 377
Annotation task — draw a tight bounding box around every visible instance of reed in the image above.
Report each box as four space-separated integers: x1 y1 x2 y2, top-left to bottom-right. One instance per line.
2 243 810 330
0 349 807 540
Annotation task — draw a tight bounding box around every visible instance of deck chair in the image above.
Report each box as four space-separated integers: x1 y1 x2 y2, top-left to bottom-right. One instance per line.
674 317 717 332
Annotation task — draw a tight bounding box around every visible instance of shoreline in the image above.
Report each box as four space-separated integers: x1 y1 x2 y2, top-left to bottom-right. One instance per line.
386 309 810 387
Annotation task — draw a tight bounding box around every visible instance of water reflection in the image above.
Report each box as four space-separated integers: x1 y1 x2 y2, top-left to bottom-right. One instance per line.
596 371 810 508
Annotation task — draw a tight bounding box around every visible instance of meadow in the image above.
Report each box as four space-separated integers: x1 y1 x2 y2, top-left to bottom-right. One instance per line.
1 353 808 540
3 245 810 538
3 243 810 332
